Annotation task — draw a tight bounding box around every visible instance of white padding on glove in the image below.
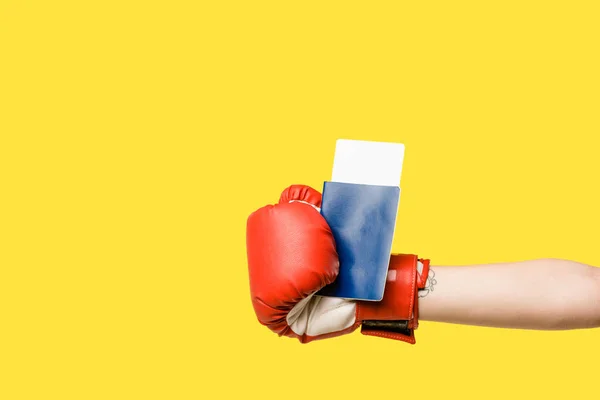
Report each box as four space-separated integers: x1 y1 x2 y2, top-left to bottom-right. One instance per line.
286 294 357 336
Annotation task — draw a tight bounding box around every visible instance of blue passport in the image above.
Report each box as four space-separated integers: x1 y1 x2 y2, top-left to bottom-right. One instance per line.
317 181 400 301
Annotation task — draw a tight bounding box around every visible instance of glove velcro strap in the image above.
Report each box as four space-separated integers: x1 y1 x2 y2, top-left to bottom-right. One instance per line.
362 320 411 337
360 321 415 344
356 254 424 344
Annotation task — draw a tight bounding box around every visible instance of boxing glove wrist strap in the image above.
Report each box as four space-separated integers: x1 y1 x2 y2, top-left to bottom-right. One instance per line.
358 254 430 344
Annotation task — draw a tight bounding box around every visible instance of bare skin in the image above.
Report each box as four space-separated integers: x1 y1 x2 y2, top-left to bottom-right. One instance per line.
419 258 600 330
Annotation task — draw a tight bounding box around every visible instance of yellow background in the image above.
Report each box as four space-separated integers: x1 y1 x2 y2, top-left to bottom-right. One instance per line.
1 1 599 399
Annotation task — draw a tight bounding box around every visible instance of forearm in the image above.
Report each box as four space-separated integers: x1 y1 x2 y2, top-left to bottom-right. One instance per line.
419 258 600 330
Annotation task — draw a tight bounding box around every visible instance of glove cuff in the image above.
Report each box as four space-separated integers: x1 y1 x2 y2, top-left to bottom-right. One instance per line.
356 254 430 344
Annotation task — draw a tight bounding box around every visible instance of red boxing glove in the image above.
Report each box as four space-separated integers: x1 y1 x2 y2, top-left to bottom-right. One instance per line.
247 185 430 344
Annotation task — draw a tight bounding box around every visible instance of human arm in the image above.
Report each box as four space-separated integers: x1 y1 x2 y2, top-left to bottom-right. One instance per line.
419 258 600 330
